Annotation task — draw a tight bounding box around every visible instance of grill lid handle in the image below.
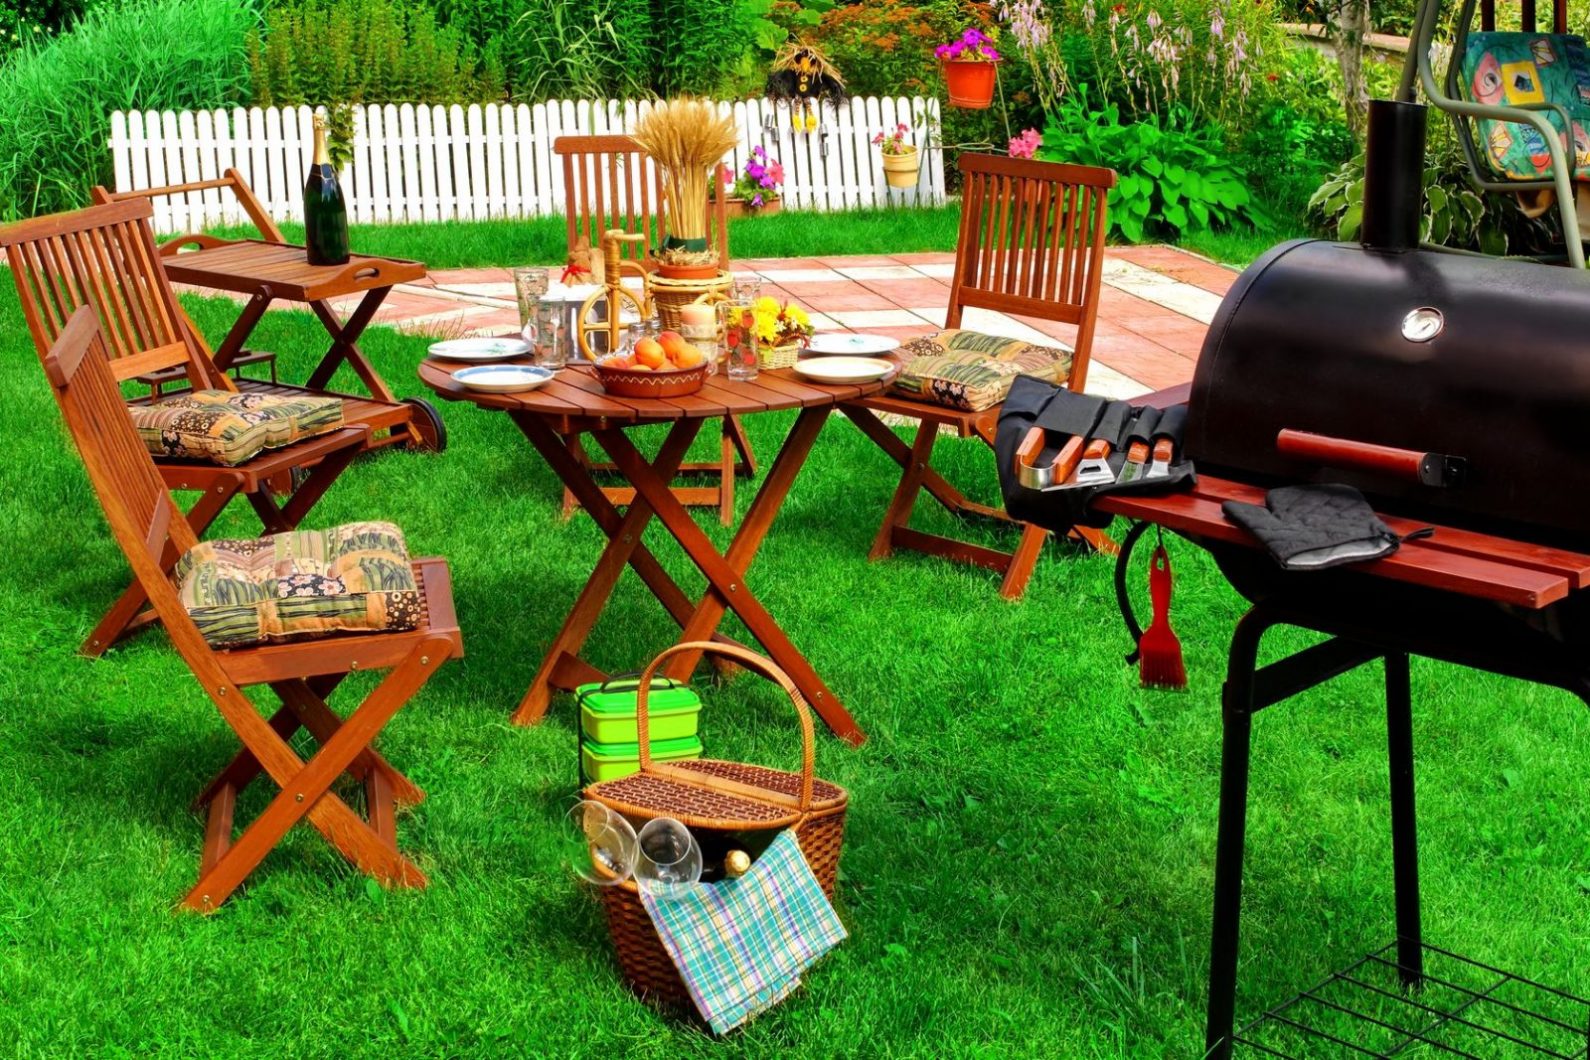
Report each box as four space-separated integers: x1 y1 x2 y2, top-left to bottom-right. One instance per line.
1277 429 1468 489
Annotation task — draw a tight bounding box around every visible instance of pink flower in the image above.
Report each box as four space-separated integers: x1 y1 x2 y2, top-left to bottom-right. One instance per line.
1007 128 1042 159
768 161 785 184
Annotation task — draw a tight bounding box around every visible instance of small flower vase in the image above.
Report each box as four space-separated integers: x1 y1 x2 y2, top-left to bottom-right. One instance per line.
881 146 921 189
942 58 999 109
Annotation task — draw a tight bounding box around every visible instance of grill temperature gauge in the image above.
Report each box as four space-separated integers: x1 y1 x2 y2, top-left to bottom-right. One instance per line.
1401 306 1444 342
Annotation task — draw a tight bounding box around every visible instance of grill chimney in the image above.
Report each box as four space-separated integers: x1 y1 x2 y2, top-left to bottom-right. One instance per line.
1361 99 1428 253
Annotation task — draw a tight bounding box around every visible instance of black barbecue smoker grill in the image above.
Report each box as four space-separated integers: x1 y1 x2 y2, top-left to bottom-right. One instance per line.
1096 99 1590 1057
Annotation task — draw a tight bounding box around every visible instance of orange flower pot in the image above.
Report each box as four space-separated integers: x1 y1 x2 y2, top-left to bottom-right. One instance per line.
942 59 999 109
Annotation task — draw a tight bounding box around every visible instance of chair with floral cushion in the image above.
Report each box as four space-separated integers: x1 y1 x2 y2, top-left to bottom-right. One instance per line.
40 305 462 910
0 199 370 656
839 153 1118 600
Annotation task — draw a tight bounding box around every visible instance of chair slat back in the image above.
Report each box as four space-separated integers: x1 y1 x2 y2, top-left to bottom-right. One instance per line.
0 200 221 389
555 134 731 268
948 155 1116 393
42 307 189 569
91 168 286 242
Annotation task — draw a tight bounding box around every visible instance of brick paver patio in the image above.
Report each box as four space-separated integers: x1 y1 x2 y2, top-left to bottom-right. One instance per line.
307 244 1237 398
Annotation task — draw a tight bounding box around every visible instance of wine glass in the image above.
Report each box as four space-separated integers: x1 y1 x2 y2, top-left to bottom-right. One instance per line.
635 818 703 898
564 800 638 886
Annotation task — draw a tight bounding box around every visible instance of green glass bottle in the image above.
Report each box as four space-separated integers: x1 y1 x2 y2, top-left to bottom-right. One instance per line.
304 114 350 266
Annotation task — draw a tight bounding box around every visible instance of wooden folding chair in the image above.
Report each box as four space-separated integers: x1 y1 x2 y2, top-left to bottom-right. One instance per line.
90 172 445 452
40 305 462 911
0 200 369 656
841 154 1119 600
556 134 752 525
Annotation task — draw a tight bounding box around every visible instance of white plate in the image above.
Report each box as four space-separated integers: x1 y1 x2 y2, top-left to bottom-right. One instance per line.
429 337 531 362
792 356 895 384
452 364 555 393
805 332 899 356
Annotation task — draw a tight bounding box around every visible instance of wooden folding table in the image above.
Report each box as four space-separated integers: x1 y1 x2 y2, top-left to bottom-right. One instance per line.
419 360 892 746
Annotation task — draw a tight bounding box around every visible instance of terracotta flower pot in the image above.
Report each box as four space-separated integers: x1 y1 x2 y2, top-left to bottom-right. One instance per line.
880 146 921 189
942 58 999 109
723 196 783 220
656 261 721 280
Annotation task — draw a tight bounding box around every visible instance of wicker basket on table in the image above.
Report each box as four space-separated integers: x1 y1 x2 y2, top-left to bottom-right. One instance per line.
757 341 804 370
649 269 734 331
585 641 849 1006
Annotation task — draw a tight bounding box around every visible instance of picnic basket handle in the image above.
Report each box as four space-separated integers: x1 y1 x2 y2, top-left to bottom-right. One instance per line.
634 641 816 812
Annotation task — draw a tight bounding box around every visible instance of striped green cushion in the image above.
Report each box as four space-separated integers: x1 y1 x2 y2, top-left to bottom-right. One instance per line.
889 329 1072 411
175 522 422 648
130 389 343 466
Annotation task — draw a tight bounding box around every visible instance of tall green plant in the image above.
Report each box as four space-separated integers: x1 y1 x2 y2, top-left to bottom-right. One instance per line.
247 0 504 109
1040 91 1264 242
0 0 257 219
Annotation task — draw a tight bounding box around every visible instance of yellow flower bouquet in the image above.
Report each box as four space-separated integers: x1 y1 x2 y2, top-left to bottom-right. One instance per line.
751 296 814 369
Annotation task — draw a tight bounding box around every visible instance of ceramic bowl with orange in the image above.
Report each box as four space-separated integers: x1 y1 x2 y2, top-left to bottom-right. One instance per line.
594 330 710 398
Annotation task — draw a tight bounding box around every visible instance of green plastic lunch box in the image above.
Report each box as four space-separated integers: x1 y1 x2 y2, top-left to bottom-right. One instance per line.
576 676 702 745
580 736 703 783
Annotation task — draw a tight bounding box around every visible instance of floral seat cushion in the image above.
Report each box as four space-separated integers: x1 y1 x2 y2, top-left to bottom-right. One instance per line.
129 389 344 466
175 521 422 648
1461 32 1590 180
889 329 1072 412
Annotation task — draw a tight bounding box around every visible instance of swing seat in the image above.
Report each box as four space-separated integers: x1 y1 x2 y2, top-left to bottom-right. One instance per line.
1460 31 1590 180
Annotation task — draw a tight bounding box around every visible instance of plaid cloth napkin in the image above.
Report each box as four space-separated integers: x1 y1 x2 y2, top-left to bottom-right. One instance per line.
638 829 847 1033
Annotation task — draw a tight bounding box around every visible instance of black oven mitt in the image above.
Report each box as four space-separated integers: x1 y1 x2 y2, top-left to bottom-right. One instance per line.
1222 484 1402 570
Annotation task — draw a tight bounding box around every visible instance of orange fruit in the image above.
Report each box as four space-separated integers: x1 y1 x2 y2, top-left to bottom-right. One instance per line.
633 337 666 369
672 343 705 369
658 329 683 345
629 363 654 372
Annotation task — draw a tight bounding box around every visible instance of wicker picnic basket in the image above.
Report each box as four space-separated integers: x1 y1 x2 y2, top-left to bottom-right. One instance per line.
649 269 733 331
585 640 849 1004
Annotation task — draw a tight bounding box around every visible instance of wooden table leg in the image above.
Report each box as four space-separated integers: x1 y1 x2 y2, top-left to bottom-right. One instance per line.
209 292 273 372
511 418 703 726
307 288 395 399
869 416 938 561
599 412 866 746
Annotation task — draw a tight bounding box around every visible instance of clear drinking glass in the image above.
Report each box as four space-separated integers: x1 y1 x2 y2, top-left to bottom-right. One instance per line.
513 267 549 339
731 273 764 303
635 818 703 898
720 299 759 382
531 303 567 368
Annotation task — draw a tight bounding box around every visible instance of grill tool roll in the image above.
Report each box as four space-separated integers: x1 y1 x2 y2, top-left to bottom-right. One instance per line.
995 377 1195 531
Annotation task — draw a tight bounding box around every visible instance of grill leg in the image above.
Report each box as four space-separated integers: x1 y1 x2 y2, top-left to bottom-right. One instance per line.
1206 609 1268 1059
1386 650 1424 988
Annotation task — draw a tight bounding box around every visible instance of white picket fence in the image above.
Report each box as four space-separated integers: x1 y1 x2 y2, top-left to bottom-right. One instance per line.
109 97 947 234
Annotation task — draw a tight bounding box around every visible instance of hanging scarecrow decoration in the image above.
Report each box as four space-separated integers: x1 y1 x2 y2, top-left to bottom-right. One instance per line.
766 40 847 133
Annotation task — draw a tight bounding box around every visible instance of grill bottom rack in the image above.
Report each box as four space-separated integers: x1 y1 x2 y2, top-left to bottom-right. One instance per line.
1233 940 1590 1059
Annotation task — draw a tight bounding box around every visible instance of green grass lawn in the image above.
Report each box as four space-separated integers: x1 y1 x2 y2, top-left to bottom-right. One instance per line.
4 247 1589 1057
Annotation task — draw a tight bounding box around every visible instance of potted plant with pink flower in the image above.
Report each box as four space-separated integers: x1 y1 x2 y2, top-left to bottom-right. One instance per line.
874 122 920 188
717 146 785 218
936 27 1000 109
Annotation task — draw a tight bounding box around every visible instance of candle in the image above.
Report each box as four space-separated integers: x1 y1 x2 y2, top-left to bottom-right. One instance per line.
679 303 715 327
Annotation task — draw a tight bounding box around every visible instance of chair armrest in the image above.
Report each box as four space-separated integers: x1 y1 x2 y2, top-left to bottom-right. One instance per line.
245 426 370 475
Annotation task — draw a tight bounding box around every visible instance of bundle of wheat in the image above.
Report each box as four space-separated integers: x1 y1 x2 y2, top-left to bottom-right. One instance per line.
631 99 740 267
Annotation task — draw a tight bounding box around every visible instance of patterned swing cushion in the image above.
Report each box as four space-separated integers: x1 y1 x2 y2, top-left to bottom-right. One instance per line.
889 329 1073 412
175 521 423 648
129 389 344 466
1460 32 1590 181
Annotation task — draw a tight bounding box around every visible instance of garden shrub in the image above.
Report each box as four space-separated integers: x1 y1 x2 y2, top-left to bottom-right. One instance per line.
0 0 256 219
1 0 91 53
1309 122 1557 256
248 0 505 109
1040 90 1265 241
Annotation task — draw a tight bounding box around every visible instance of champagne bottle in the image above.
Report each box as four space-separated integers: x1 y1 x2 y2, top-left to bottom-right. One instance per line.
304 114 350 266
